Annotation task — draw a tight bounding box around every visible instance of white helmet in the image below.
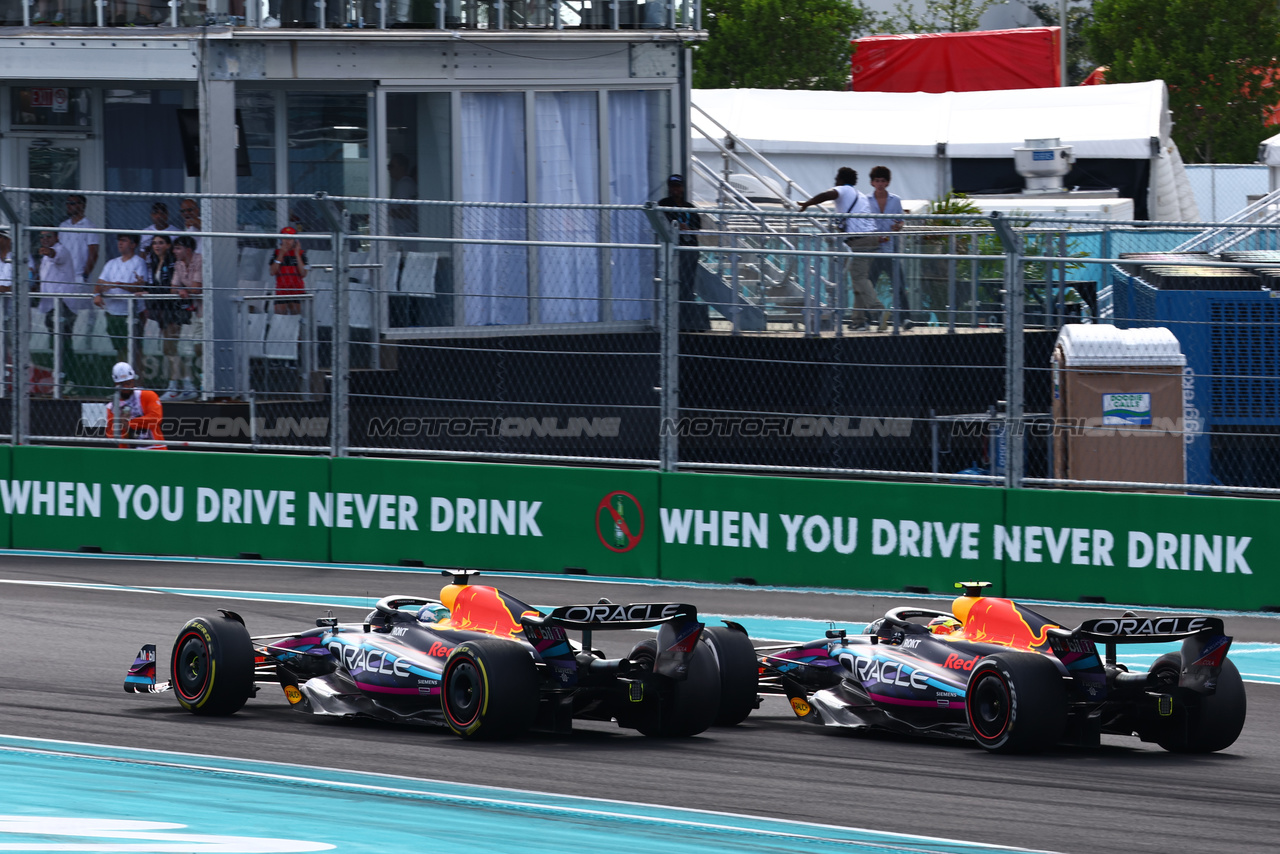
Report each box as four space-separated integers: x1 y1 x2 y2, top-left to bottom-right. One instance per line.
112 362 136 384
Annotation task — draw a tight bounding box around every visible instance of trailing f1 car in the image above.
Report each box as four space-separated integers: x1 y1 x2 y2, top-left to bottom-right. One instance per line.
125 571 758 739
757 582 1246 753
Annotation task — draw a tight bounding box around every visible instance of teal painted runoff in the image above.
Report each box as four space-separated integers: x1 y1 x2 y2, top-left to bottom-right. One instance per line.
0 737 1050 854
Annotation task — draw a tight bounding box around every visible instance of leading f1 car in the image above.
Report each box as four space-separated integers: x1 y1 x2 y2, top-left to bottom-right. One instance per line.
125 571 759 739
757 582 1247 753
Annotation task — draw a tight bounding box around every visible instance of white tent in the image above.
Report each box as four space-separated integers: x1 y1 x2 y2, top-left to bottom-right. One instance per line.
1256 131 1280 191
692 81 1199 221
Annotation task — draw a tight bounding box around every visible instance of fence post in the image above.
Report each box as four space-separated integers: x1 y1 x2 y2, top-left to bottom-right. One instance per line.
645 202 679 471
990 212 1025 489
0 191 27 444
320 196 350 457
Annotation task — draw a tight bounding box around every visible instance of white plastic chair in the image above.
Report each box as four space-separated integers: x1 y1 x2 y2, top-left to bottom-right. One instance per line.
29 307 51 353
263 313 300 361
400 252 438 295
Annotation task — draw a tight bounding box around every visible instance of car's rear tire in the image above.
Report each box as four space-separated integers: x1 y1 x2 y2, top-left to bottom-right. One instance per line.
626 638 721 737
966 652 1067 753
1150 653 1247 753
441 638 539 740
171 615 255 716
703 625 759 726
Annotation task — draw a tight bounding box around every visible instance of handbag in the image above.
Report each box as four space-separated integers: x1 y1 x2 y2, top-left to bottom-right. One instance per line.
829 189 860 233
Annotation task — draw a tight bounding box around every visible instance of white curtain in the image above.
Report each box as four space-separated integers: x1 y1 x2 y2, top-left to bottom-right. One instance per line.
461 92 529 326
535 92 600 323
609 91 658 322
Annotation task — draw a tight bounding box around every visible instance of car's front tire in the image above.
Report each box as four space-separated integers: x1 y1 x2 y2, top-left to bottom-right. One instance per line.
171 614 255 716
441 638 539 740
966 652 1067 753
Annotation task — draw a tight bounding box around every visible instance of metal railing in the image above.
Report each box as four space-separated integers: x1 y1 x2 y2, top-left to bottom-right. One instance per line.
4 0 699 30
4 186 1280 495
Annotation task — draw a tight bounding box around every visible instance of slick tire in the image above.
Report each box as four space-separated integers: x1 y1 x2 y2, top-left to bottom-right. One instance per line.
703 625 759 726
1151 653 1247 754
966 652 1067 754
171 614 255 716
627 638 721 738
441 638 539 740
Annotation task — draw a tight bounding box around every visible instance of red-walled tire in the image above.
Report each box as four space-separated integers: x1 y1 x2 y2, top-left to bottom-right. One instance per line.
441 639 538 740
966 653 1066 753
170 615 254 716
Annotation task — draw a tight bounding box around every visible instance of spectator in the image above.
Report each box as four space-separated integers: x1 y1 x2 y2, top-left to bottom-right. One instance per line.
868 165 905 282
58 194 101 287
144 234 187 401
269 226 307 315
179 198 204 254
139 202 172 255
799 167 888 332
94 233 148 363
106 361 166 450
0 227 12 290
657 174 707 331
170 234 202 401
31 229 82 338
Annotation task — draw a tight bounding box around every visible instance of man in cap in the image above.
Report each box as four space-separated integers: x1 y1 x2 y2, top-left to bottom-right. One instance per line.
657 174 707 331
106 362 167 450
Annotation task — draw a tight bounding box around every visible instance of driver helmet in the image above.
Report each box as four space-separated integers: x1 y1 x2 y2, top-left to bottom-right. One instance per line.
417 603 450 624
928 615 963 635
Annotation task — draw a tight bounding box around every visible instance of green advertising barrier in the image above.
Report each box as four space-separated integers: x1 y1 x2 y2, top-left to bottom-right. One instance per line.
656 471 1008 593
0 445 10 549
329 457 659 576
1001 488 1280 611
5 446 331 562
1 445 1277 612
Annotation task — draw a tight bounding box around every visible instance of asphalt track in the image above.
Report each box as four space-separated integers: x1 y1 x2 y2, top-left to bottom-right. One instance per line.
3 553 1279 854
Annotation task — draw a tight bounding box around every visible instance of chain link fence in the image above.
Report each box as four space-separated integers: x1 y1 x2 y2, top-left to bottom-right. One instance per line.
4 185 1280 495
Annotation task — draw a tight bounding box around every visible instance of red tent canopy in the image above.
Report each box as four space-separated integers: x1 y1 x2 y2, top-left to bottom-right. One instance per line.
851 28 1061 92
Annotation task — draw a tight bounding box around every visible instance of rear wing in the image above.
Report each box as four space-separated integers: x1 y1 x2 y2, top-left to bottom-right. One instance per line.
1071 615 1225 643
525 602 703 680
526 602 699 631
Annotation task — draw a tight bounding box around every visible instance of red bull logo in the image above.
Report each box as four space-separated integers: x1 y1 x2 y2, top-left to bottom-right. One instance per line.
957 597 1056 649
443 585 536 638
943 653 977 671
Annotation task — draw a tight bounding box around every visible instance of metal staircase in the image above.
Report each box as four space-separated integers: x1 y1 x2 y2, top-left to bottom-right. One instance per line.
689 102 840 326
1173 185 1280 255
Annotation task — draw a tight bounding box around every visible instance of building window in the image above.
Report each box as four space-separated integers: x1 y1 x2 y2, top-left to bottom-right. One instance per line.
461 91 527 325
535 91 600 322
104 88 188 237
609 89 668 321
236 89 278 233
10 86 91 128
287 91 370 230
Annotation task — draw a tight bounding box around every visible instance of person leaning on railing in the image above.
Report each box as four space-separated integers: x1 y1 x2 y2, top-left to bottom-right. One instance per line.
94 233 149 364
106 361 166 451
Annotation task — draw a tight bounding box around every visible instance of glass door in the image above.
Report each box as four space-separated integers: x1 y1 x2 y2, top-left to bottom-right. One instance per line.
21 139 89 228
